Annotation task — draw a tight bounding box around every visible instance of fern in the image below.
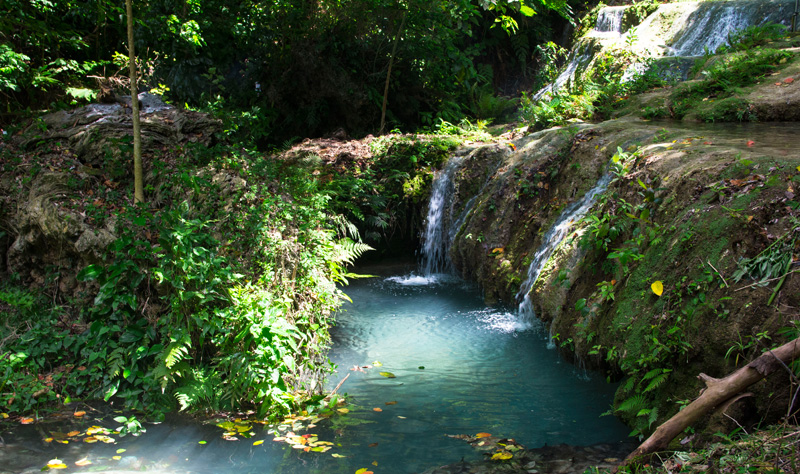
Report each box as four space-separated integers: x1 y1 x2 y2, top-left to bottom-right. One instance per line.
644 372 670 393
617 394 648 414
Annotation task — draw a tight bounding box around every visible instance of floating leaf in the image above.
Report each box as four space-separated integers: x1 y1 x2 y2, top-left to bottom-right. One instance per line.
379 372 395 378
332 453 347 458
67 431 81 437
20 417 34 424
112 456 122 461
372 461 379 466
371 361 383 367
73 411 86 417
418 366 425 370
198 440 207 444
397 416 407 419
385 401 397 405
373 407 382 412
253 440 264 446
116 448 126 454
75 458 92 467
651 281 664 296
476 432 492 438
83 436 98 443
368 442 379 447
491 451 513 460
47 459 67 469
337 408 349 414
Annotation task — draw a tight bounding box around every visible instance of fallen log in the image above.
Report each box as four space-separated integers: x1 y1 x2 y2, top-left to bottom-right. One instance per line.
620 336 800 467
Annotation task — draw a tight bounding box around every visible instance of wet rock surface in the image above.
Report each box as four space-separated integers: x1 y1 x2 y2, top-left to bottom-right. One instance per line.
421 433 635 473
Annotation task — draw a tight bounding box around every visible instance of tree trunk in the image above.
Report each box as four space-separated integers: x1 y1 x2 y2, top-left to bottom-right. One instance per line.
621 336 800 468
126 0 144 203
379 11 406 134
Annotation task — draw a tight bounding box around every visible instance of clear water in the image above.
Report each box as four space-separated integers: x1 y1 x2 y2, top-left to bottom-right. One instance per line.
0 263 630 474
325 262 630 472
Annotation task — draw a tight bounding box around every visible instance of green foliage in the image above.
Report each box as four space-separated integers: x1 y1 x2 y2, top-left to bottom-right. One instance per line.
716 23 788 54
672 48 792 121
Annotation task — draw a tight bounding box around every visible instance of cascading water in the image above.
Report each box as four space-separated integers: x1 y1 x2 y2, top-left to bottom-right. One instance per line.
594 6 626 37
516 174 612 323
420 155 465 276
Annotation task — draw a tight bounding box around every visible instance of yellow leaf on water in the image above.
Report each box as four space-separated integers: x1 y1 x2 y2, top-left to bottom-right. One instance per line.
46 459 68 469
67 431 81 437
491 451 513 461
112 456 121 461
337 408 349 414
73 411 86 417
651 280 664 296
116 449 126 454
379 372 396 378
356 469 367 474
476 432 491 438
253 440 264 446
372 461 379 466
332 453 347 458
74 458 92 467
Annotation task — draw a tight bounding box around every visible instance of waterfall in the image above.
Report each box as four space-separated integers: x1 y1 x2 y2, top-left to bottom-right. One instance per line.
516 174 611 323
420 155 465 276
594 6 627 37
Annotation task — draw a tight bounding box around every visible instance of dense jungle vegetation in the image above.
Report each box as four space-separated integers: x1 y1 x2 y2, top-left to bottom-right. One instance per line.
0 0 581 419
2 0 800 472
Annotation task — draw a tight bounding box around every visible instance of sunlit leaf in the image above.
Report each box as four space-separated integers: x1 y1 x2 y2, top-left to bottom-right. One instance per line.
371 361 383 367
116 448 126 454
74 458 92 467
55 440 68 444
83 436 97 443
73 411 86 417
491 451 513 460
0 413 7 418
112 456 121 460
476 432 491 438
44 437 53 443
46 459 67 469
385 401 397 405
253 440 264 446
520 5 536 16
651 281 664 296
372 408 382 412
397 416 407 419
67 431 81 437
379 372 395 378
337 408 349 414
199 440 207 444
332 453 347 458
20 417 34 424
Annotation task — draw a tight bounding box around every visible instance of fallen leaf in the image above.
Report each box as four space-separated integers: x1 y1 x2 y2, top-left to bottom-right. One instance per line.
371 361 383 367
253 440 264 446
703 141 713 145
379 372 396 378
373 461 379 466
785 77 795 84
747 140 755 147
20 417 34 424
83 436 98 443
385 401 397 405
337 408 349 414
112 456 122 461
491 451 513 460
368 442 379 447
46 459 67 469
332 453 347 458
476 432 492 438
116 448 126 454
651 281 664 296
198 440 207 444
0 413 7 419
73 411 86 417
67 431 81 437
373 407 383 412
74 458 92 467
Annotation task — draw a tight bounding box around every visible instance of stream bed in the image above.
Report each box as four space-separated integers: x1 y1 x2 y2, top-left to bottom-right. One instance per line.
0 261 631 474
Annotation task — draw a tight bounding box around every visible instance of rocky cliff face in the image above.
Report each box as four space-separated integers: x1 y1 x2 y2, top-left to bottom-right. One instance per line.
442 116 800 433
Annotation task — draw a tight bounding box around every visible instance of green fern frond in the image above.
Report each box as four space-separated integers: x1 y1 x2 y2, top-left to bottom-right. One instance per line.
617 394 647 414
643 372 670 393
